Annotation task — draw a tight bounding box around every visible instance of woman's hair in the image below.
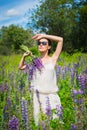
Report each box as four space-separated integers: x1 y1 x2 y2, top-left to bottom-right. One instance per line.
38 38 52 54
46 38 52 54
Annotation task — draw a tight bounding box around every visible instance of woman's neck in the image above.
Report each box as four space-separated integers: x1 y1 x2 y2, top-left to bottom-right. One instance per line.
40 52 51 62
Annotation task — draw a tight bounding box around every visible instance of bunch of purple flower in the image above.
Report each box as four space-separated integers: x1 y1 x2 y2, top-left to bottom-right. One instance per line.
24 58 43 80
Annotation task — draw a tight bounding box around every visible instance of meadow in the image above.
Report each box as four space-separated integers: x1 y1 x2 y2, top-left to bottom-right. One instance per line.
0 52 87 130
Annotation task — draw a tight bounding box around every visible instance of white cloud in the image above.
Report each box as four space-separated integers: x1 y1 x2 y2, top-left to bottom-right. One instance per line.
2 0 38 18
5 9 19 17
0 0 39 28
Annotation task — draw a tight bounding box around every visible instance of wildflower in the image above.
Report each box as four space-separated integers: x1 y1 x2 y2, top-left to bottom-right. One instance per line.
56 65 61 76
27 58 43 80
3 106 9 120
45 97 52 117
0 84 4 92
5 84 9 91
8 115 19 130
74 98 84 104
56 105 63 118
70 124 77 130
72 89 83 96
78 74 85 88
21 97 29 129
32 58 43 71
74 63 79 69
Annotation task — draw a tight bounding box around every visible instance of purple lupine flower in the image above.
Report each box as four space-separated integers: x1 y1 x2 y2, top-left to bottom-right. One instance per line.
5 84 9 91
3 103 10 120
27 58 43 80
21 97 29 129
22 58 43 80
56 105 63 118
74 63 79 69
78 74 85 88
3 97 12 120
64 66 70 73
78 74 87 93
8 115 19 130
28 63 36 80
3 105 9 120
45 97 52 117
0 84 9 92
74 98 84 104
85 75 87 90
75 71 79 84
70 124 77 130
71 89 83 96
56 65 61 76
33 58 43 71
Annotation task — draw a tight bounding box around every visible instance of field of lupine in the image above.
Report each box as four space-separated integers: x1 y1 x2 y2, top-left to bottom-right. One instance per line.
0 52 87 130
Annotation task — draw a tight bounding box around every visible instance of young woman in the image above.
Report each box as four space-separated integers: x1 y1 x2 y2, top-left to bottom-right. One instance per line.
19 34 63 125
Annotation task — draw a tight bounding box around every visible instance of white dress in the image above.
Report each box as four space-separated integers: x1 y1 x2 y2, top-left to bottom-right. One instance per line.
31 60 62 125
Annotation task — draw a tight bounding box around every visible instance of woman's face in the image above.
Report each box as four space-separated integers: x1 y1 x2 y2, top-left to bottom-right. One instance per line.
37 38 51 53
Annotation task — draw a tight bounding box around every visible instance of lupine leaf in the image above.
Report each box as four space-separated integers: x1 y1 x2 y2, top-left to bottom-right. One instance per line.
20 44 29 52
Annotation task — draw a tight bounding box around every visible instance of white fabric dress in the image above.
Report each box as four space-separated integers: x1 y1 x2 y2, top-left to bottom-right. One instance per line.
31 60 61 125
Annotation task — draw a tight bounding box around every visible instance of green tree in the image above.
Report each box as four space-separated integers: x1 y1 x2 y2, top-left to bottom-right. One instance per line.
72 2 87 52
0 25 35 55
27 0 87 53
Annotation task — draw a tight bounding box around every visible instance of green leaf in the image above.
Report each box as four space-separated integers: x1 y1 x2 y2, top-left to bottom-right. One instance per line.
20 44 29 52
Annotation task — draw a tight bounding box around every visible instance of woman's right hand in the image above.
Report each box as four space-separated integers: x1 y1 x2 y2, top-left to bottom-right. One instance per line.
23 51 32 58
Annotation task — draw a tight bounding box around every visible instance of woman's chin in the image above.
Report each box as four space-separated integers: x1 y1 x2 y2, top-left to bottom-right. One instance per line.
39 49 45 52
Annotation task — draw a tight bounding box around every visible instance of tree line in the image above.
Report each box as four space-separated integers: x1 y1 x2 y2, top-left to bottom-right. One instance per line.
0 25 36 55
0 0 87 55
28 0 87 53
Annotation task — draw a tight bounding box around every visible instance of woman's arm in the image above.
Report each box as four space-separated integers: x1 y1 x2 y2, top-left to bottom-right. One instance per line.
48 35 63 61
18 51 31 70
33 34 63 63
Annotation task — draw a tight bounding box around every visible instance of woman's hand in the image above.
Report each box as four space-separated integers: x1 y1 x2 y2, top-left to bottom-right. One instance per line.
32 34 45 40
23 51 32 58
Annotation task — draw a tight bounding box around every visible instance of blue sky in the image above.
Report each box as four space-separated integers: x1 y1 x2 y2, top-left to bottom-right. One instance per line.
0 0 39 29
